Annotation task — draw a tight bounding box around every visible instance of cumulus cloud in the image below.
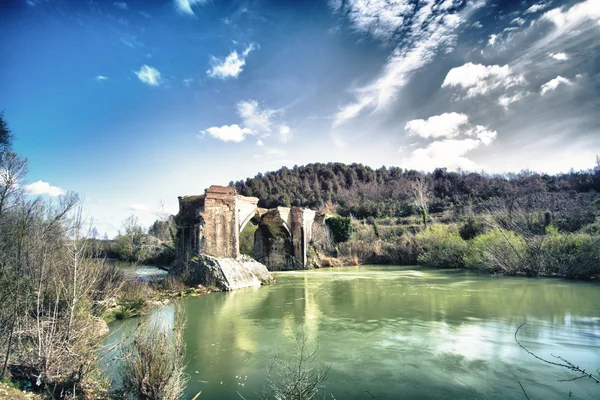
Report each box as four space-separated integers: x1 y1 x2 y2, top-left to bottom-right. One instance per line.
549 52 568 60
402 112 497 170
201 100 290 143
23 180 65 197
402 138 482 171
206 44 256 79
201 124 255 142
113 2 128 10
442 62 525 97
331 0 484 127
405 112 469 139
135 65 161 86
488 34 498 46
540 75 572 95
174 0 207 16
542 0 600 32
95 75 108 81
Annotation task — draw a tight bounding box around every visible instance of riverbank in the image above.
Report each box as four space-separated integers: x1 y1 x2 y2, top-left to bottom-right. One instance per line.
311 216 600 281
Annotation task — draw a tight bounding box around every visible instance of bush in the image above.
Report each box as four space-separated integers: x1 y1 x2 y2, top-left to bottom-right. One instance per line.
416 225 467 268
539 233 600 279
119 307 187 400
459 218 486 240
326 216 353 243
465 228 527 274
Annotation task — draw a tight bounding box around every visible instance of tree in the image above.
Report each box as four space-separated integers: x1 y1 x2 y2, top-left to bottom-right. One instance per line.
410 177 430 228
0 111 13 151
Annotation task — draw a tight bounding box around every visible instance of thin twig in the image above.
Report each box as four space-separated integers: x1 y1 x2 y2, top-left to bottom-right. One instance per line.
515 323 600 384
518 381 529 400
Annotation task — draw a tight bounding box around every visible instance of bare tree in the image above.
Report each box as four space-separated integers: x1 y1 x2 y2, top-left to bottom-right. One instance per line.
260 328 329 400
410 177 430 228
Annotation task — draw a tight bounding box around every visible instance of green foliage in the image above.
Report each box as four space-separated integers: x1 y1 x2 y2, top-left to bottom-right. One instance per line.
240 221 258 256
326 216 353 243
465 228 527 274
416 225 467 268
539 233 600 279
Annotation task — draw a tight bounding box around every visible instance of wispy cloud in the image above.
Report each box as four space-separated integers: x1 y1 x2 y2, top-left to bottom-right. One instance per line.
331 0 484 128
524 2 551 14
175 0 208 16
135 65 161 86
95 75 108 81
23 180 65 197
113 2 128 10
540 75 572 95
206 44 257 79
129 203 151 211
442 63 525 97
201 124 255 142
498 92 525 110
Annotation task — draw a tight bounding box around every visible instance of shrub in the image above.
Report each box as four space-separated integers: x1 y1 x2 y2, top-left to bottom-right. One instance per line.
325 216 353 243
465 228 527 275
539 233 600 279
119 306 187 400
459 218 487 240
416 225 467 268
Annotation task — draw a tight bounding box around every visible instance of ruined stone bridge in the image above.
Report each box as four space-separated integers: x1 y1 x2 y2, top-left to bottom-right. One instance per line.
176 185 317 270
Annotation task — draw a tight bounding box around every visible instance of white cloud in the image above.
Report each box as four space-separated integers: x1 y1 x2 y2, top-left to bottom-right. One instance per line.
542 0 600 31
525 2 551 14
540 75 572 95
401 113 497 170
498 92 525 110
206 44 256 79
113 2 128 10
23 180 65 197
549 52 568 60
237 99 275 133
129 203 151 212
95 75 108 81
135 65 161 86
174 0 207 16
402 138 482 171
279 126 292 142
331 0 483 127
201 99 290 145
442 63 525 97
404 112 469 139
488 33 498 46
467 125 497 145
331 0 414 42
201 124 255 142
511 17 526 26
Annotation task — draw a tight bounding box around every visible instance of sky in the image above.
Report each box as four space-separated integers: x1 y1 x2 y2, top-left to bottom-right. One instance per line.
0 0 599 237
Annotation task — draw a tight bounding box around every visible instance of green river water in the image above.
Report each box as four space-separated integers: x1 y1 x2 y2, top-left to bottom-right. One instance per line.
105 265 600 399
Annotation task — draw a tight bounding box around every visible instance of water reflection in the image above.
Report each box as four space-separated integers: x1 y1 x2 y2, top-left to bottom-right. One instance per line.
107 266 600 399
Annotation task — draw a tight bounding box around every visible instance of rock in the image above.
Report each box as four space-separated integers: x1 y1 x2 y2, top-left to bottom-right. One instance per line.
171 254 273 291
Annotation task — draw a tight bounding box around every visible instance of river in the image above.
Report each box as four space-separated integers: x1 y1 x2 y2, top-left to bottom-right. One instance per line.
105 265 600 399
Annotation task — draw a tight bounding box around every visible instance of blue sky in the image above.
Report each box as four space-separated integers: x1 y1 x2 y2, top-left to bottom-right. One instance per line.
1 0 599 237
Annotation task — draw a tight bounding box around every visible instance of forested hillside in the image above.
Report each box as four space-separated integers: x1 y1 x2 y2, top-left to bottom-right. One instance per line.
231 162 600 221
